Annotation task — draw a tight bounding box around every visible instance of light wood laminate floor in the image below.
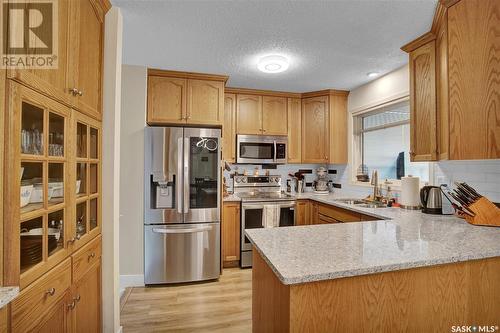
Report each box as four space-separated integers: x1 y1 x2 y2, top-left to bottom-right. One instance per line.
121 268 252 332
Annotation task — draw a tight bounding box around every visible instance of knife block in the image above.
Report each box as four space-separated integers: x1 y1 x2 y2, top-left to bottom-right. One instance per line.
462 197 500 227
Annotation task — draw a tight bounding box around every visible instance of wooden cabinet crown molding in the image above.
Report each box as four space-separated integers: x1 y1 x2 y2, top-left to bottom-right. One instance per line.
225 87 301 99
301 89 349 99
148 68 229 83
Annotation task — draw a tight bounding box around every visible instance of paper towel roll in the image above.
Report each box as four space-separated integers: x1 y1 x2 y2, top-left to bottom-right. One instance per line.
401 176 420 208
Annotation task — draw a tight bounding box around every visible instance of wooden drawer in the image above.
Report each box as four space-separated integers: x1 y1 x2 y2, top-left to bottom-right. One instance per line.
318 204 361 223
72 235 102 283
11 257 72 332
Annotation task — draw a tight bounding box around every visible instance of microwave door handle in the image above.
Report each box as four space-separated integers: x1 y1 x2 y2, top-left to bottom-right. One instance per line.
177 137 183 214
184 137 190 214
273 140 277 162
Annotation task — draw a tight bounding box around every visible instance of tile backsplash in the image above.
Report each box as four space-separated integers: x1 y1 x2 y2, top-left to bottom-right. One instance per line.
434 160 500 203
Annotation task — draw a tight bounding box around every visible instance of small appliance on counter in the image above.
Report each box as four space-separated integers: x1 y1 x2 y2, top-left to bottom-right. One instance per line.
420 185 443 214
312 167 329 195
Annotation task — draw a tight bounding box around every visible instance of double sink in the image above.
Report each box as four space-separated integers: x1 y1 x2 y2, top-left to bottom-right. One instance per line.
334 198 387 208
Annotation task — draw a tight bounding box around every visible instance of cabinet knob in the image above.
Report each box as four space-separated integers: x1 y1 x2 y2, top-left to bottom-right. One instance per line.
67 301 76 310
88 252 96 260
70 88 79 96
67 238 76 245
78 90 83 96
45 288 56 296
73 294 81 303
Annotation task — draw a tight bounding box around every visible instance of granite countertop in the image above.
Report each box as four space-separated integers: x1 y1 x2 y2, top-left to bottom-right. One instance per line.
245 192 500 285
0 286 19 309
223 194 241 202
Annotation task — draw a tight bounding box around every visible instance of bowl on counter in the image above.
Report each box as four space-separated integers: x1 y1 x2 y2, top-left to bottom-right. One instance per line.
20 184 34 207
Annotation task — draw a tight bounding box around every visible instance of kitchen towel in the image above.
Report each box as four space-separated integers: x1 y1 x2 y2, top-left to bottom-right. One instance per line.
263 205 281 228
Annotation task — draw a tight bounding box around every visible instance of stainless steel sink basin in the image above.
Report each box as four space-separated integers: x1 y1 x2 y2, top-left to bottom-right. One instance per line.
356 202 387 208
334 199 366 205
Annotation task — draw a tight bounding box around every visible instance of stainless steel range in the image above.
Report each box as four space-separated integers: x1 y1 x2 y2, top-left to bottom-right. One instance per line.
233 175 296 267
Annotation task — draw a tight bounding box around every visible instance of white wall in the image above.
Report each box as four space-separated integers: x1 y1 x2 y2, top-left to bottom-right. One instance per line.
102 6 123 333
119 65 147 287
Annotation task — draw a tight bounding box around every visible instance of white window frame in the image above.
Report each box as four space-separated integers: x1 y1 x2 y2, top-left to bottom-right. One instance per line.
349 96 433 189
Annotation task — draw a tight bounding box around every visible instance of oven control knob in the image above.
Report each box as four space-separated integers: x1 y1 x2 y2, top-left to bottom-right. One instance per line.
242 178 247 183
235 177 241 183
270 177 276 183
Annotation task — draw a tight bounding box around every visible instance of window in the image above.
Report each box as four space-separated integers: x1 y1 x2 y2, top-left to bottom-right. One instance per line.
353 100 429 183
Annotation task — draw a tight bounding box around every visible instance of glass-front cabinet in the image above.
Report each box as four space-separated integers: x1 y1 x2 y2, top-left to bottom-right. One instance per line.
73 112 101 249
6 83 71 288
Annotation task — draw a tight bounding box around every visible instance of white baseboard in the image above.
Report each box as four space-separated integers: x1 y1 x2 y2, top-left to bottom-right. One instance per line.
120 274 145 290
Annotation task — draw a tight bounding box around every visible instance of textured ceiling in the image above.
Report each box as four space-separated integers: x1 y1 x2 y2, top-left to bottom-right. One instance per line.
113 0 437 92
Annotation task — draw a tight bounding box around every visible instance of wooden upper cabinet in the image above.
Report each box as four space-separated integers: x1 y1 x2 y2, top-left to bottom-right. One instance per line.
436 10 449 160
287 98 302 163
147 76 187 124
329 94 348 164
7 0 71 105
448 0 500 160
69 0 105 119
237 94 262 135
409 41 437 162
223 94 237 162
187 79 224 125
302 96 329 163
262 96 287 135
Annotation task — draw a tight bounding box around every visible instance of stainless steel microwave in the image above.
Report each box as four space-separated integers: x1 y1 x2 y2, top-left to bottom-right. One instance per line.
236 134 287 164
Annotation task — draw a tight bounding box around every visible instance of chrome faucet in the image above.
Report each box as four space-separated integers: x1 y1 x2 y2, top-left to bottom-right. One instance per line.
371 170 380 200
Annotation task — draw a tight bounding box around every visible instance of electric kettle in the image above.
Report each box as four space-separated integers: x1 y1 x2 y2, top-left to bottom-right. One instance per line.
420 186 443 214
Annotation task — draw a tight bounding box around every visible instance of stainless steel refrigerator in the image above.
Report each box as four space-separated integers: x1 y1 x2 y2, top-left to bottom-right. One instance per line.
144 127 221 284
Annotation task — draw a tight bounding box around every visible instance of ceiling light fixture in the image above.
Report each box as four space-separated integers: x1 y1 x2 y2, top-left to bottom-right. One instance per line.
257 55 289 73
367 72 379 78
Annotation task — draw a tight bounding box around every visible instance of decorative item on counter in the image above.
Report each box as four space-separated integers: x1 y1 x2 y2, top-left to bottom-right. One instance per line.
400 175 420 210
253 167 259 176
313 167 329 195
356 164 369 182
243 169 248 176
447 182 500 227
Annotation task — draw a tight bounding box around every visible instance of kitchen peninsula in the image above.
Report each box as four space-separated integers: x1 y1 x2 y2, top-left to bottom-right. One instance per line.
246 198 500 332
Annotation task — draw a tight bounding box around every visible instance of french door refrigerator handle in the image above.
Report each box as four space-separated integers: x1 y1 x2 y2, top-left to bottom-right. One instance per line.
177 137 183 214
152 226 212 234
184 137 190 214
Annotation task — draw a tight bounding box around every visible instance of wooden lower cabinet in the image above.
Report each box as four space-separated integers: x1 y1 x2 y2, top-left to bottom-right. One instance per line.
309 201 377 224
72 260 102 333
295 200 310 225
10 237 102 332
222 202 241 267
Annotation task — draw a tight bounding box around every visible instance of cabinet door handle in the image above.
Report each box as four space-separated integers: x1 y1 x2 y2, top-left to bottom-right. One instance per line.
78 90 83 96
70 88 79 96
45 288 56 296
67 238 76 245
73 294 81 303
67 301 76 310
88 252 96 260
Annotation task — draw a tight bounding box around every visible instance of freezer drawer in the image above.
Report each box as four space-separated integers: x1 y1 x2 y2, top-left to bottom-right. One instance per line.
144 223 220 284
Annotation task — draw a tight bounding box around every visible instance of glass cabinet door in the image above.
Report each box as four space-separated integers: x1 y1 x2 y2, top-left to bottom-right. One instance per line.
13 83 70 288
73 116 101 247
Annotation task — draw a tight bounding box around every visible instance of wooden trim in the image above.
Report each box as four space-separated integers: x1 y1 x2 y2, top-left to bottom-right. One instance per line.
440 0 461 8
301 89 349 98
431 2 447 34
225 87 301 98
401 31 436 53
98 0 112 13
0 70 5 286
148 68 229 83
